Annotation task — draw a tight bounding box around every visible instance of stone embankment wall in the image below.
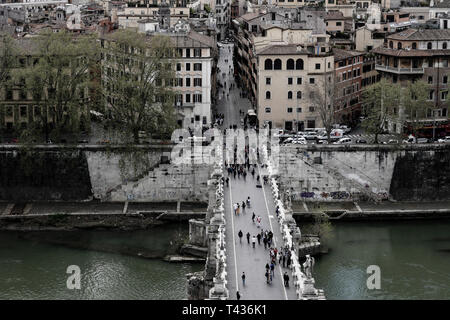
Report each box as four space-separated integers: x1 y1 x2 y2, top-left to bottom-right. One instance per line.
0 145 211 202
278 145 450 202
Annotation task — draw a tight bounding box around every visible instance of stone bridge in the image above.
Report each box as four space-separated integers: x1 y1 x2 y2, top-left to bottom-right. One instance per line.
187 141 325 300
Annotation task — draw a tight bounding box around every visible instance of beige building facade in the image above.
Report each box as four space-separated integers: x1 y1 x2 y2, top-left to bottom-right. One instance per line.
257 42 334 131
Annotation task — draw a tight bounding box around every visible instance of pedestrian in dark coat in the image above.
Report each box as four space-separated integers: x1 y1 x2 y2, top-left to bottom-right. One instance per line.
238 230 243 243
236 291 241 300
263 237 267 249
246 232 250 244
252 212 255 223
283 273 289 287
257 233 261 245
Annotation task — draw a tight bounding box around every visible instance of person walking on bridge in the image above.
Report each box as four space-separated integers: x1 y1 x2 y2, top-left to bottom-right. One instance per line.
238 230 243 243
246 232 250 244
236 291 241 300
252 212 255 223
283 272 290 287
241 272 246 286
252 235 256 248
256 233 261 245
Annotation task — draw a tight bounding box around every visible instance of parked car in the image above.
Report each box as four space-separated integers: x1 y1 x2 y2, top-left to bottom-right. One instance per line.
417 138 429 143
304 131 318 140
355 139 367 144
387 139 399 144
339 125 351 134
283 137 294 144
403 135 416 144
316 139 329 144
292 137 307 144
437 136 450 143
333 137 352 144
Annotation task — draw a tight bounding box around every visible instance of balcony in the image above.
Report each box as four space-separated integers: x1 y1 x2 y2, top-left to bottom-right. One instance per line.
375 64 424 74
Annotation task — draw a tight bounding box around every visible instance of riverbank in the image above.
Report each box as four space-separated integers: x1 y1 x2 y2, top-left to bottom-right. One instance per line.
0 201 207 231
293 200 450 222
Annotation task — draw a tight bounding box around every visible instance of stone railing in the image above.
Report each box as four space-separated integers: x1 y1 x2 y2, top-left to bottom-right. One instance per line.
207 142 229 300
261 145 325 300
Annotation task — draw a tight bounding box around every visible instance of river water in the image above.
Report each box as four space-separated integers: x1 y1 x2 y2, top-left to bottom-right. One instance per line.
1 220 450 299
0 224 203 300
312 220 450 300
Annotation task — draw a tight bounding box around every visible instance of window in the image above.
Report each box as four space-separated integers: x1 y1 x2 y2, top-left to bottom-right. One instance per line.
307 120 315 128
441 91 448 100
297 91 302 99
309 78 315 84
203 116 207 125
186 49 191 57
266 91 271 99
34 105 41 117
265 107 271 113
195 115 200 121
296 59 304 70
176 63 181 71
297 77 302 85
274 59 282 70
287 107 293 113
288 77 293 85
20 105 27 117
296 107 302 113
6 105 13 117
428 76 433 84
398 42 402 49
429 90 434 100
288 91 293 99
444 76 448 84
444 42 448 49
336 22 342 26
309 106 315 112
193 94 202 103
266 77 271 85
194 48 201 57
264 59 273 70
176 78 183 87
186 78 191 87
315 63 320 70
194 78 202 86
389 41 393 49
194 63 202 71
427 42 432 50
185 93 191 103
186 63 191 71
287 59 294 70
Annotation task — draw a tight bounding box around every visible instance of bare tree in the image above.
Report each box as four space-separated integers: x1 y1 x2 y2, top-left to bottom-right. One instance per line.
306 73 337 142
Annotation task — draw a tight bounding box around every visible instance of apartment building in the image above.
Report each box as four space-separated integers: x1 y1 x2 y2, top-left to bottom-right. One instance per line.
333 48 364 125
101 28 217 130
0 37 89 133
373 28 450 132
257 41 334 131
233 8 333 131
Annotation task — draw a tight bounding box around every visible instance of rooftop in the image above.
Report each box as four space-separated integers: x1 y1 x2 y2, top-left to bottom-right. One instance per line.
388 28 450 41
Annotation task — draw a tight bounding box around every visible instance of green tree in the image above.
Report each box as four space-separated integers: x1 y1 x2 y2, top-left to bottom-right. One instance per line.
361 78 400 144
0 33 17 87
14 30 99 142
102 30 176 143
402 80 430 141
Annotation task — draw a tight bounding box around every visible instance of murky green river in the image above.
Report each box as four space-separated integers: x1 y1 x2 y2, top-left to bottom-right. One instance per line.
0 224 203 299
313 220 450 299
1 220 450 299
